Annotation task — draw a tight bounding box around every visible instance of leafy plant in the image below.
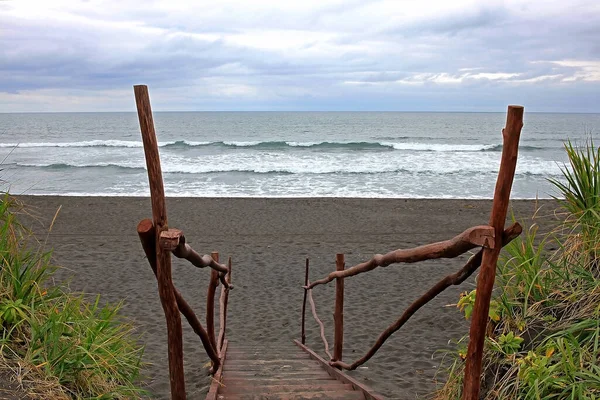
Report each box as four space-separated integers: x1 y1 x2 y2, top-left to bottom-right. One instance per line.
0 298 29 327
496 332 524 355
0 193 147 399
436 139 600 400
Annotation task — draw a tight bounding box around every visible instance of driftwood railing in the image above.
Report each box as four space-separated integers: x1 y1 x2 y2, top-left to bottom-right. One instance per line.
301 105 524 400
134 85 233 400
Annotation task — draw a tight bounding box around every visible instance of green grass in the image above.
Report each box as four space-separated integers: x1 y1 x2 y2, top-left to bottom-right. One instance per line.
0 194 146 399
436 139 600 399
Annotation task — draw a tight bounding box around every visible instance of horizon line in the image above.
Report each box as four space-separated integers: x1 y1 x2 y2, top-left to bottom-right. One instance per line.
2 110 599 115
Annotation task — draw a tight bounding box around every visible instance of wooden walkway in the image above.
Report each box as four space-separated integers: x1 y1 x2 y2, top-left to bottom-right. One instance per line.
207 340 381 400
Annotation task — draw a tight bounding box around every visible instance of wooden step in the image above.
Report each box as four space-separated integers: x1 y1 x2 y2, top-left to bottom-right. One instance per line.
220 383 354 394
208 341 379 400
218 392 365 400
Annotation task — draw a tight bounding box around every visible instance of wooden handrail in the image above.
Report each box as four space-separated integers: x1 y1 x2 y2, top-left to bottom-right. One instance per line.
134 85 185 400
307 281 333 360
137 219 221 370
330 223 522 371
207 252 220 364
306 225 495 289
163 228 232 289
217 257 232 356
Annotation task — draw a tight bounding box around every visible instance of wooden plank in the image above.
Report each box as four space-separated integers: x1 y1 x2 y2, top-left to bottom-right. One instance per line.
225 353 309 360
224 365 318 372
223 371 333 379
462 105 524 400
134 84 185 400
221 392 364 400
220 380 343 387
294 340 383 400
220 383 354 394
223 359 318 365
223 377 337 386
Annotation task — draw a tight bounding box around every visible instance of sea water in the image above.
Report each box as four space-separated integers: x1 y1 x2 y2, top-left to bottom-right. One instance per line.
0 112 598 198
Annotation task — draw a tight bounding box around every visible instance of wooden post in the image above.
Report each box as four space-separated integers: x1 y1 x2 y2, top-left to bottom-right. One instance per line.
462 105 523 400
333 253 345 362
134 85 185 400
301 258 310 345
207 252 220 358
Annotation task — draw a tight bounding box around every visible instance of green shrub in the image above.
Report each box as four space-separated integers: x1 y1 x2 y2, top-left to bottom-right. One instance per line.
0 194 146 399
437 140 600 399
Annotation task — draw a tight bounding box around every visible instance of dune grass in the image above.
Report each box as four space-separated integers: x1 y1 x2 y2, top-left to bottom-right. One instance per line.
437 139 600 399
0 195 146 399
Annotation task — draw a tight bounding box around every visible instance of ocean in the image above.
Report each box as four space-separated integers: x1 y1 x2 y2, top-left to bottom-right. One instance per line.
1 112 598 198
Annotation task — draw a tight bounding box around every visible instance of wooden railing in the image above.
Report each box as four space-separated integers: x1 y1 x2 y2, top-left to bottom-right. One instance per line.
134 85 233 400
301 105 524 400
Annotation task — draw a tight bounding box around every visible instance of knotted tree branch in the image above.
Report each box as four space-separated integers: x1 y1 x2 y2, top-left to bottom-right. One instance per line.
307 281 333 360
307 225 495 290
137 219 221 372
330 222 522 371
160 228 233 289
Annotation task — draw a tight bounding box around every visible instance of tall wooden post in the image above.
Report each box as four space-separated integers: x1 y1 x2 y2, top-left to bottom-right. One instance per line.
134 85 186 400
462 105 523 400
207 252 220 356
301 258 310 345
333 253 345 362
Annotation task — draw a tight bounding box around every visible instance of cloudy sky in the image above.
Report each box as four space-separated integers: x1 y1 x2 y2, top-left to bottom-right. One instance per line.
1 0 599 112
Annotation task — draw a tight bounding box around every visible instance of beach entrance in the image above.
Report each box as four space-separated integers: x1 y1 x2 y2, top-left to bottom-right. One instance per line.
133 85 524 400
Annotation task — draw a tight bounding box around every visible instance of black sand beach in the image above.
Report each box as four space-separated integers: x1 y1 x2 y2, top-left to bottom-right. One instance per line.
17 196 558 399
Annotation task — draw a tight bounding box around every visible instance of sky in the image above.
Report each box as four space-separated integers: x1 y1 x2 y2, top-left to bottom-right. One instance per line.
1 0 599 112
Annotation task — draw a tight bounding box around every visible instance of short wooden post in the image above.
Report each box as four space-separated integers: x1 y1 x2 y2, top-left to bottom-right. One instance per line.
333 253 345 362
134 85 185 400
462 105 523 400
207 252 220 357
301 258 310 345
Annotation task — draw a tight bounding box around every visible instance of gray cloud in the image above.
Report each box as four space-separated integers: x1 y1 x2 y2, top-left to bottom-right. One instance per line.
0 0 599 112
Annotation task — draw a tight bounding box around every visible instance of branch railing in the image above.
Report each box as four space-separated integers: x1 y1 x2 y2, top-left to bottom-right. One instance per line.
134 85 233 400
300 105 524 400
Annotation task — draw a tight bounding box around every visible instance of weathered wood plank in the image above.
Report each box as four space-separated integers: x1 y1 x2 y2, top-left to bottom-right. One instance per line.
221 393 365 400
223 371 334 379
222 377 337 386
217 342 374 400
220 383 354 393
294 340 383 400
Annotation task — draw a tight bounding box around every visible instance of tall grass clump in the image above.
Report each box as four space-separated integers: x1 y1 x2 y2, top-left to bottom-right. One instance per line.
437 139 600 399
0 194 146 399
